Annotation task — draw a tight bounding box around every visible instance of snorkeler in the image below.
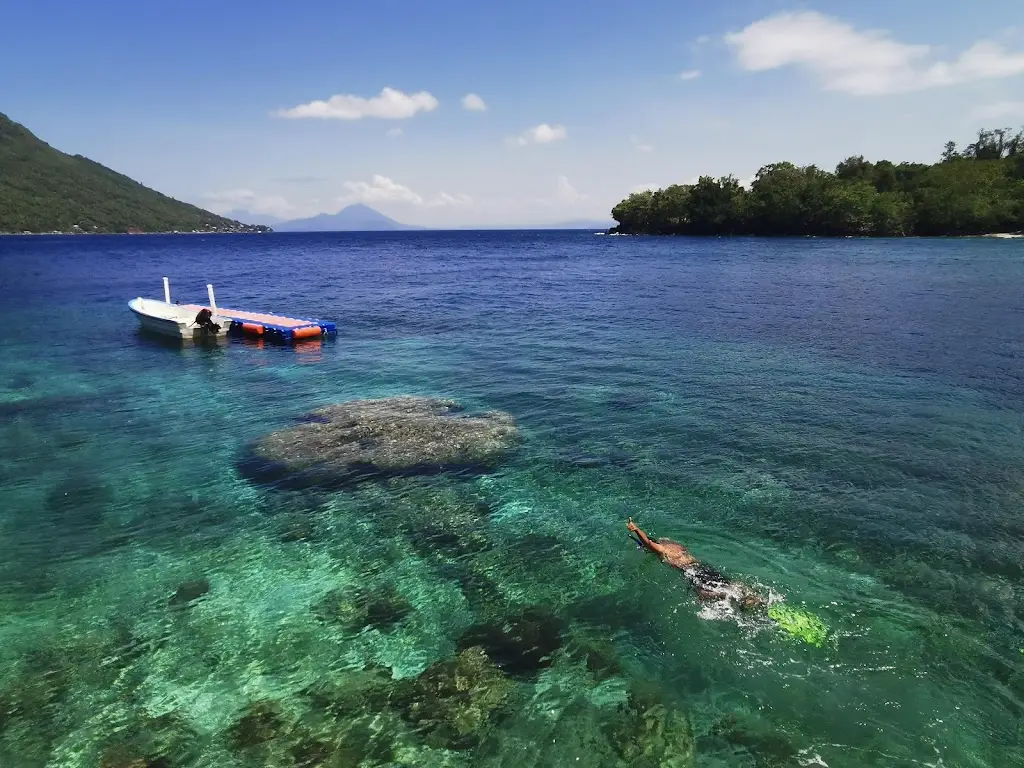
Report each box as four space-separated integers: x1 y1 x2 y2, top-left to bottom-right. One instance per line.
627 518 764 611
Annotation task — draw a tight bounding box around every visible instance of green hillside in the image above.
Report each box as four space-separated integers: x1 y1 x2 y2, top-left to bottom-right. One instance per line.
0 113 268 234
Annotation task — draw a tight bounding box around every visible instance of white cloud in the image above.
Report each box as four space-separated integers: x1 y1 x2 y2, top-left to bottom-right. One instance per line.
386 127 404 138
427 192 473 208
555 175 580 203
524 176 592 211
342 175 423 204
461 93 488 111
202 189 299 219
679 69 702 81
695 35 711 45
971 101 1024 121
512 123 567 146
340 176 472 209
631 135 654 153
725 11 1024 96
275 87 439 120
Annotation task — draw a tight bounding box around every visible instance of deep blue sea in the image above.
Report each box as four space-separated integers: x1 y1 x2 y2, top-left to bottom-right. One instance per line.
0 231 1022 767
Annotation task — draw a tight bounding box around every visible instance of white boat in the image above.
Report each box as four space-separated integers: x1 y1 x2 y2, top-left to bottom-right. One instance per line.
129 278 230 340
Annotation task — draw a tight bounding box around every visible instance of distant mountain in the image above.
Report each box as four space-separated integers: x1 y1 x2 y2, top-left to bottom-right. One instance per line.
0 112 268 234
275 204 423 232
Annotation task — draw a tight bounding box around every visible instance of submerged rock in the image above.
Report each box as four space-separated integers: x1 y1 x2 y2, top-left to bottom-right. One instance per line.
551 446 639 471
286 717 399 768
605 685 696 768
240 396 520 488
365 481 496 560
279 517 318 543
1 649 72 727
411 521 491 558
397 646 514 750
229 700 286 751
361 588 414 632
406 492 493 558
450 565 508 618
99 744 170 768
706 713 800 767
289 736 333 768
302 663 397 719
568 590 656 634
9 372 34 390
168 579 210 608
312 583 414 633
456 606 566 678
566 632 623 682
44 472 112 527
332 715 399 766
506 532 567 564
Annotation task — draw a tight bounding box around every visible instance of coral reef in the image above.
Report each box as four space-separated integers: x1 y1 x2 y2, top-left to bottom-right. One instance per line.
312 583 414 633
604 685 696 767
457 606 566 678
396 646 515 750
240 396 520 488
167 579 210 608
228 700 286 751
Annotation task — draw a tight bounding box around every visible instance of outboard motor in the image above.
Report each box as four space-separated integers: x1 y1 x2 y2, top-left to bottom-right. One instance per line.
193 308 221 334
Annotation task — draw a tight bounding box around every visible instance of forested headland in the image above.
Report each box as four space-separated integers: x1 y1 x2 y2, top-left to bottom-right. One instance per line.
0 112 269 234
610 128 1024 237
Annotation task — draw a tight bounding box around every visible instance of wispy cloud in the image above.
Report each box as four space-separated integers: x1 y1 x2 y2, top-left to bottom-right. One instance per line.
275 87 439 120
511 123 567 146
725 11 1024 95
631 184 656 193
386 127 404 138
461 93 488 111
204 188 256 203
427 192 473 208
203 189 297 219
341 175 470 208
271 175 327 184
971 101 1024 121
343 175 423 204
631 135 654 153
679 69 702 81
555 175 580 203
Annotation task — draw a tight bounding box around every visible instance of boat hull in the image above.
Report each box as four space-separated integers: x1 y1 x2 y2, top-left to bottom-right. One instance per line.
129 298 230 340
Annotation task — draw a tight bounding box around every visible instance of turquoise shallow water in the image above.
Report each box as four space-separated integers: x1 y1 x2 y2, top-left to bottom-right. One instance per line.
0 232 1022 767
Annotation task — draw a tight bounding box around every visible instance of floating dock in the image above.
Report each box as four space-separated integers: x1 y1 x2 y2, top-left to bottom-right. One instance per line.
130 279 337 343
179 304 337 342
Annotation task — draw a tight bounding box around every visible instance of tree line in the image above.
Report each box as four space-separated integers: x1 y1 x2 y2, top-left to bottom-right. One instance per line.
610 128 1024 237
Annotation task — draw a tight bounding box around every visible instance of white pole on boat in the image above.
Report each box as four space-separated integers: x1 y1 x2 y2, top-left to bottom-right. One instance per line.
163 277 171 304
207 283 218 317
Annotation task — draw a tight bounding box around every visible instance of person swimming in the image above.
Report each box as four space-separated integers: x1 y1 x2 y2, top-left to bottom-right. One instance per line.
627 518 764 611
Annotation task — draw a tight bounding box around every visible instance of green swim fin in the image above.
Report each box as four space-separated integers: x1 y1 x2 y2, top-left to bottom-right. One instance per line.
768 604 829 648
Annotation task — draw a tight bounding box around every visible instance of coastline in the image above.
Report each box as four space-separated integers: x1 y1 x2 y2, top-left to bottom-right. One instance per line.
604 230 1024 239
0 228 272 236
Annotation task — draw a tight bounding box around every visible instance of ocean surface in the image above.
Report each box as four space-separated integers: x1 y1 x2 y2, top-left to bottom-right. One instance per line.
0 231 1022 767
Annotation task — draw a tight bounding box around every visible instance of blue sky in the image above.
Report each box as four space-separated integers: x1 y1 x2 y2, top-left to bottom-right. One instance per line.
3 0 1024 226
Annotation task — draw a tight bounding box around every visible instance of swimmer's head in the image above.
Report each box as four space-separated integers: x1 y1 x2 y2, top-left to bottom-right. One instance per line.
738 592 765 611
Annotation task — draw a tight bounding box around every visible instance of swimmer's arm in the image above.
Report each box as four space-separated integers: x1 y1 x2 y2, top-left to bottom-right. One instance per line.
626 518 668 557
